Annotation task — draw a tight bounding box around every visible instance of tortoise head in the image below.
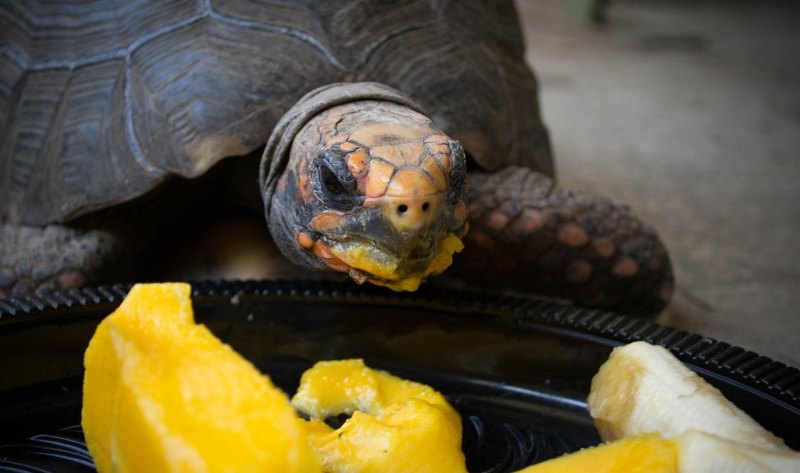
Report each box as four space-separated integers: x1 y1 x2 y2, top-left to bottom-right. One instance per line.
265 98 468 291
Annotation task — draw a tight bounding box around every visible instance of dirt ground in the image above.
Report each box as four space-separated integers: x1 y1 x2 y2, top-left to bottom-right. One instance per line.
516 0 800 366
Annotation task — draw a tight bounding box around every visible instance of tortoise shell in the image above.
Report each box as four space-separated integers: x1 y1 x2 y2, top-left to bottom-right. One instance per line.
0 0 552 226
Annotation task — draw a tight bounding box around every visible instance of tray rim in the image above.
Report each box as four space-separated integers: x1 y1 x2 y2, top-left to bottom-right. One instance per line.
1 278 798 408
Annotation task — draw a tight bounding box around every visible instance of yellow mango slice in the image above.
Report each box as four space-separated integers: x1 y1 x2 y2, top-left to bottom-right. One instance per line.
516 434 678 473
329 233 464 292
423 233 464 277
292 359 467 473
82 283 321 473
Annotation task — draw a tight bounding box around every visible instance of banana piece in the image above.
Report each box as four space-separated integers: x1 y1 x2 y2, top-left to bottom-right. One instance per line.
587 341 788 451
678 430 800 473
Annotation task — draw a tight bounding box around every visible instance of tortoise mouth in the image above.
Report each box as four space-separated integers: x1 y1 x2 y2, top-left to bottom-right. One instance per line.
323 238 401 280
319 234 464 292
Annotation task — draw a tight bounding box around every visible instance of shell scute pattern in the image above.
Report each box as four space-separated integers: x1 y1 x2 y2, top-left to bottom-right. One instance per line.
1 0 549 226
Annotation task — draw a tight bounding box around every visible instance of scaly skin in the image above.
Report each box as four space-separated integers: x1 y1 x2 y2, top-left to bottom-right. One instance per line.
3 83 672 318
266 90 468 291
0 220 126 298
452 167 673 316
263 84 673 316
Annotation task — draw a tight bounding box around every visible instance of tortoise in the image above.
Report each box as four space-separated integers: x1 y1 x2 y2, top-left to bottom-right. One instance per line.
0 0 673 316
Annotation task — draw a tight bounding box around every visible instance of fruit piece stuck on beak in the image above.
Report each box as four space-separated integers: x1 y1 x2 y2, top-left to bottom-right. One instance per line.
424 232 465 277
325 232 464 292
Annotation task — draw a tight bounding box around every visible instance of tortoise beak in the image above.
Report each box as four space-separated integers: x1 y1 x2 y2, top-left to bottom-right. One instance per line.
320 232 465 292
310 197 466 291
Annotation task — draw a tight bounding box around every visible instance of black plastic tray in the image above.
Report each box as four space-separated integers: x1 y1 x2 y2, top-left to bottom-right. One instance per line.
0 280 798 472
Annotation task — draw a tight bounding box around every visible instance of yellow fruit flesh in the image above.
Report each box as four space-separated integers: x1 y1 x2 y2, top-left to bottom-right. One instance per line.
423 233 464 277
326 242 400 280
329 233 464 292
516 434 678 473
292 359 467 473
82 283 321 473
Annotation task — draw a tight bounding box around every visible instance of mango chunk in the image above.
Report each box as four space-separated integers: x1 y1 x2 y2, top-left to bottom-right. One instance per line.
423 233 464 277
516 434 678 473
292 359 467 473
81 283 321 473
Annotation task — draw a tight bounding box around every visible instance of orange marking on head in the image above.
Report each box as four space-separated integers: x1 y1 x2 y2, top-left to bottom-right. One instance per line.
312 240 334 259
297 169 312 199
310 211 345 232
426 142 450 156
365 160 396 197
324 258 351 273
421 155 447 191
424 134 449 144
324 134 349 147
385 169 438 198
400 143 427 165
370 145 405 167
296 232 315 249
339 141 359 152
346 149 369 178
349 122 437 148
435 154 452 173
326 105 348 116
276 172 290 192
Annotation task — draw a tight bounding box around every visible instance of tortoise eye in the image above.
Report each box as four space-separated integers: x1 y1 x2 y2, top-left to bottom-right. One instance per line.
314 148 357 210
320 165 346 195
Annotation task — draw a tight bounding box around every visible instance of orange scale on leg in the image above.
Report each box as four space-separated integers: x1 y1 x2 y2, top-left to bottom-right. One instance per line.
488 212 509 231
515 209 543 234
558 223 589 248
612 257 639 278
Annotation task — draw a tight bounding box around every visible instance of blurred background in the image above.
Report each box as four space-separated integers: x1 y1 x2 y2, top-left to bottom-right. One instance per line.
515 0 800 366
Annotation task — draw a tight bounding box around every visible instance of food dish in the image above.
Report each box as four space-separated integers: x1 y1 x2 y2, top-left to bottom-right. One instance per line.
1 280 798 472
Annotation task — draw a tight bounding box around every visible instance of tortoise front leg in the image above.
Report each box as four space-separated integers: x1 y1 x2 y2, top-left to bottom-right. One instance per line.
0 221 130 298
452 166 673 317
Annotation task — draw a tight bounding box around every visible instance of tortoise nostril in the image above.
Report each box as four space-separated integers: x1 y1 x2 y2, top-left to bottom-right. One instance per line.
397 204 409 215
422 202 430 212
